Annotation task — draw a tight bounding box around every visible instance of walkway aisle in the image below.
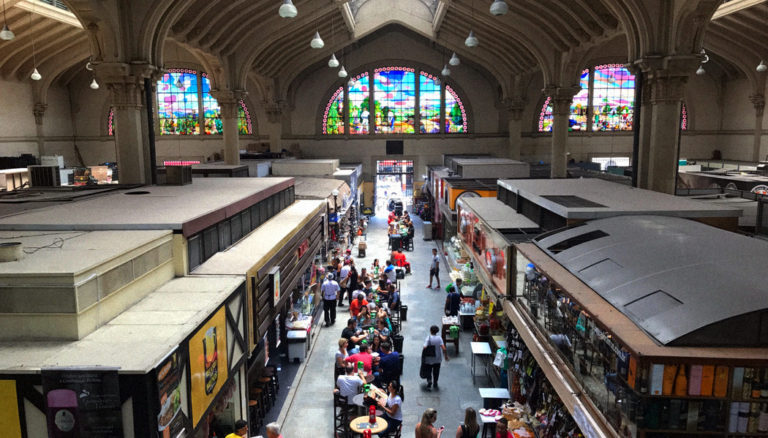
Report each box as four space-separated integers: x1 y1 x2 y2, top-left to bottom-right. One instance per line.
281 212 484 436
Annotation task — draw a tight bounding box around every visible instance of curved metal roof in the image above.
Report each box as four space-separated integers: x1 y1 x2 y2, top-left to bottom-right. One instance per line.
534 215 768 347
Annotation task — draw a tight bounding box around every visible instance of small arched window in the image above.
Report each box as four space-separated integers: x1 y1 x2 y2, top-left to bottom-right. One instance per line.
322 65 468 135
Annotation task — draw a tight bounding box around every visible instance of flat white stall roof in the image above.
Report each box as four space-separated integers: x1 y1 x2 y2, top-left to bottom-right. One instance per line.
498 178 741 218
0 178 293 236
0 230 170 276
192 200 325 275
292 177 350 200
459 197 538 231
0 275 244 373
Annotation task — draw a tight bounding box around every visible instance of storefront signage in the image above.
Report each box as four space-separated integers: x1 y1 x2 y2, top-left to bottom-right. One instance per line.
593 327 624 357
296 239 310 260
188 306 229 428
270 267 281 306
41 367 123 437
156 349 186 438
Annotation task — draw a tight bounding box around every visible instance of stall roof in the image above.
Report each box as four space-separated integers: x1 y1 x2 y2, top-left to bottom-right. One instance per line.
533 215 768 348
459 197 538 232
0 178 293 236
443 178 499 190
498 178 741 218
191 200 325 276
292 177 350 200
0 275 244 373
452 158 527 166
0 229 170 276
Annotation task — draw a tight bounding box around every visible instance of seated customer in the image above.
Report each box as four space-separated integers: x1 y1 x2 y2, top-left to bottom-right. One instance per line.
345 343 373 372
391 249 411 273
349 294 369 318
377 342 400 384
374 317 390 342
335 364 365 402
341 318 366 353
357 306 374 329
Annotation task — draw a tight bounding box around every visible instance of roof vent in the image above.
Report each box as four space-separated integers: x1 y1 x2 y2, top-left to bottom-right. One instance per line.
0 242 24 262
625 290 682 322
547 230 609 254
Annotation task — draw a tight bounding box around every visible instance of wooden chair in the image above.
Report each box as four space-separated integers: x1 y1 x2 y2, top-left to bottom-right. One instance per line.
334 393 353 438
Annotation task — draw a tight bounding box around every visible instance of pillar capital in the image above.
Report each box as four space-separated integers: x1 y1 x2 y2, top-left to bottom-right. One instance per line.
264 100 285 124
211 90 242 119
33 103 47 126
543 86 580 115
649 75 687 105
750 94 765 116
503 98 525 121
95 62 158 110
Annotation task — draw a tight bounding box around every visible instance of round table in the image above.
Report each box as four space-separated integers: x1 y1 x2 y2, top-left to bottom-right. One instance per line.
349 416 388 435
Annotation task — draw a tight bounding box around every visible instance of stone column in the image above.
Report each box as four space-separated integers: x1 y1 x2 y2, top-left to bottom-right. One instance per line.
647 74 687 194
750 94 765 162
33 103 47 158
635 75 654 189
546 87 579 178
265 102 283 153
211 90 241 165
505 99 524 160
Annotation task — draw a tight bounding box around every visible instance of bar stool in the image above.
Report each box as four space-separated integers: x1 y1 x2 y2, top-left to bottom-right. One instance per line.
248 399 262 431
265 365 280 391
258 376 275 409
250 387 267 418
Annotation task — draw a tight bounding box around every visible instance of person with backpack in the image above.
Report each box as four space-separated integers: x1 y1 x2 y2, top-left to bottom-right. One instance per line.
421 325 448 390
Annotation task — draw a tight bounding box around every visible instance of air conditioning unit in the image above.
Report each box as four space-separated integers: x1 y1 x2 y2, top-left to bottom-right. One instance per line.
165 165 192 185
28 165 61 187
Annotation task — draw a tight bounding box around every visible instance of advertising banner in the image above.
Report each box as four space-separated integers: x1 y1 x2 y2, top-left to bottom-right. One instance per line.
156 349 186 438
188 307 228 428
41 367 123 438
270 267 281 306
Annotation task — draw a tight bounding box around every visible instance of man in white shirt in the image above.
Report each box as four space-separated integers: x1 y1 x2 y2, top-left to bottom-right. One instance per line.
427 248 441 289
338 262 352 307
322 274 340 326
335 364 365 403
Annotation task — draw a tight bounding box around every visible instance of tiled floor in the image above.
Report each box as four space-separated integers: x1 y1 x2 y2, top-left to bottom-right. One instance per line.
279 212 485 437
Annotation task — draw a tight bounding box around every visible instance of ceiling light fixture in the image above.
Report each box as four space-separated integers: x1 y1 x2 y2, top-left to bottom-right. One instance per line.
465 30 479 48
700 48 709 64
489 0 508 16
758 60 767 73
696 65 705 76
90 77 99 90
338 65 347 78
29 10 40 80
441 65 451 76
0 0 14 41
449 52 460 66
328 53 339 68
278 0 297 18
310 31 324 49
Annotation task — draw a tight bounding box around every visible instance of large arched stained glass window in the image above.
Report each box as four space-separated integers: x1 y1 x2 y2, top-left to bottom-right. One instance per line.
322 66 469 136
592 64 634 131
156 68 252 136
323 86 344 134
374 67 416 134
538 69 589 132
445 85 467 133
348 73 370 135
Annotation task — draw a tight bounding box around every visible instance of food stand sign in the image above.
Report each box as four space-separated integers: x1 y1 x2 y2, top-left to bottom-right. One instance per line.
41 367 123 437
188 307 229 428
156 349 186 438
271 267 281 306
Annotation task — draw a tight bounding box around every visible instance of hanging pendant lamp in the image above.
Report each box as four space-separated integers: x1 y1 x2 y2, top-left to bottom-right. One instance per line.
449 52 460 66
441 65 451 76
757 60 767 73
30 68 41 81
489 0 508 16
90 78 100 90
338 65 348 78
175 76 184 90
0 0 13 41
328 53 339 68
696 65 705 76
278 0 298 18
465 30 479 48
310 31 324 49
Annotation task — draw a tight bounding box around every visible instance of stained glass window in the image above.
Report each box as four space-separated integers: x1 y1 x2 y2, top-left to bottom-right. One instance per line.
323 86 344 135
108 107 115 136
374 67 415 134
201 73 223 135
348 73 370 135
157 68 200 135
419 72 441 134
592 64 635 131
538 97 553 132
322 66 468 135
238 100 252 135
573 69 590 131
445 85 467 133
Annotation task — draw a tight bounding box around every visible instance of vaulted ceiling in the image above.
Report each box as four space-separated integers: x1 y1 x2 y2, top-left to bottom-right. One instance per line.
0 0 765 102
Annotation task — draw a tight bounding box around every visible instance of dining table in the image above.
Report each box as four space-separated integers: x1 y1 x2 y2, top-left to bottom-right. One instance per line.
349 415 388 435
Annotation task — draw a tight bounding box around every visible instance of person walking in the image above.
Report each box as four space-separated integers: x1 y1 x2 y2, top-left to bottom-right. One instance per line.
322 274 340 326
428 248 441 289
224 419 248 438
338 261 351 307
445 287 460 317
422 325 448 389
455 408 480 438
